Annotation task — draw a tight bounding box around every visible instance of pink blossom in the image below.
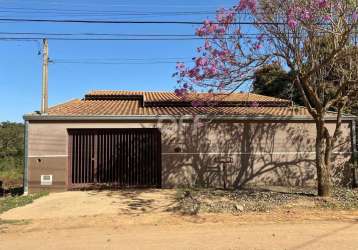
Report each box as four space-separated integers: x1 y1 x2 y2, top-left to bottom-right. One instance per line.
218 50 232 60
195 57 208 67
196 20 221 37
196 27 206 36
288 18 298 29
204 19 211 26
235 0 257 12
208 23 219 33
315 0 328 9
218 82 226 89
254 43 263 50
192 100 203 108
212 49 220 57
173 0 357 106
257 34 265 41
188 68 199 78
301 10 311 21
205 64 218 76
216 8 236 26
353 11 358 22
191 101 199 108
175 88 187 97
195 74 203 81
215 26 226 35
204 40 211 50
323 15 331 21
250 101 260 107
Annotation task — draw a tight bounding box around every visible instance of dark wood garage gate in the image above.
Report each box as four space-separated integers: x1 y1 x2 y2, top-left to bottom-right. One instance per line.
68 129 162 188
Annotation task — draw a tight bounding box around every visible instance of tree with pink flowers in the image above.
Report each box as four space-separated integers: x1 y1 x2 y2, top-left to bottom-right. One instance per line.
174 0 358 196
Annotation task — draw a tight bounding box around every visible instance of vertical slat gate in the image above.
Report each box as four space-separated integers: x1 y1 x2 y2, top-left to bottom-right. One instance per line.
69 129 161 188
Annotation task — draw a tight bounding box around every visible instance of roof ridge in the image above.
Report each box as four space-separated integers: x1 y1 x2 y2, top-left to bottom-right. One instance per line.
49 98 81 109
86 90 290 101
85 91 291 107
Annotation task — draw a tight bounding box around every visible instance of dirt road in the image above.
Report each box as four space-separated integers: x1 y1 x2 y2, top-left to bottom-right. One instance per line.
1 190 358 250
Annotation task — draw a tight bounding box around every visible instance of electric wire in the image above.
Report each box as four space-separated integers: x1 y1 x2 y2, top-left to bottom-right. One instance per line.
0 18 277 25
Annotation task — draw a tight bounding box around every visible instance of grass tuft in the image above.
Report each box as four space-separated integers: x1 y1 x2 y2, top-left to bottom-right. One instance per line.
0 192 48 214
0 219 31 226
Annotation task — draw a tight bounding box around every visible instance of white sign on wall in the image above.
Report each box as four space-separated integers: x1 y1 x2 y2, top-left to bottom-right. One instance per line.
41 175 53 186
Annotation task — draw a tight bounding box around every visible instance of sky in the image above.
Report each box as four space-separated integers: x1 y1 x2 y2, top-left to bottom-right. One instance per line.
0 0 239 122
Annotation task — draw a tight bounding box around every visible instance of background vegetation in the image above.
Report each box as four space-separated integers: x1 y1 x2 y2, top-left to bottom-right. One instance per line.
0 122 24 188
252 63 358 116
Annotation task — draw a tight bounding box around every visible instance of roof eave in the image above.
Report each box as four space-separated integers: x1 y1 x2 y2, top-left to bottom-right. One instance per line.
23 114 357 122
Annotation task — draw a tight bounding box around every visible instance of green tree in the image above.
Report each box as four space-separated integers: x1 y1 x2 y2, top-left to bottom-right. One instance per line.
252 63 303 105
252 60 358 115
0 122 24 158
0 122 24 186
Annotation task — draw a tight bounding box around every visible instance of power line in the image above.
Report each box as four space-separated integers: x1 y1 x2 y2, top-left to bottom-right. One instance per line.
0 7 212 12
0 33 354 42
54 57 190 61
0 32 266 41
0 8 256 20
52 56 194 65
0 37 226 41
0 32 261 37
0 18 272 25
0 38 39 42
0 3 233 9
0 9 215 15
53 60 189 65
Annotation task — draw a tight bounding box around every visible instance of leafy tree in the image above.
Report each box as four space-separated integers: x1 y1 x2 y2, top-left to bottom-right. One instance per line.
175 0 358 196
252 63 303 105
0 122 24 158
252 58 358 113
0 122 24 186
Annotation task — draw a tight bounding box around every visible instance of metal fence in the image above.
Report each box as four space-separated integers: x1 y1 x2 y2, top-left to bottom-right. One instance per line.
68 129 161 188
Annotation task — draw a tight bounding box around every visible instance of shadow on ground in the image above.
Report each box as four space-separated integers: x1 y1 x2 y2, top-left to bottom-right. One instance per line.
87 189 178 214
84 186 358 216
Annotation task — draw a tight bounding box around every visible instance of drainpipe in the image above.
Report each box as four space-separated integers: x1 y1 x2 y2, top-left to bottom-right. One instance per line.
352 119 357 188
23 121 29 195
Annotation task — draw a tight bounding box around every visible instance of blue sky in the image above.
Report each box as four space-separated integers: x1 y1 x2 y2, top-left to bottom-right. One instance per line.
0 0 238 122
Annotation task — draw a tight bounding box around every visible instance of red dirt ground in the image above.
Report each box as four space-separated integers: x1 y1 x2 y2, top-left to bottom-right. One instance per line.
1 190 357 250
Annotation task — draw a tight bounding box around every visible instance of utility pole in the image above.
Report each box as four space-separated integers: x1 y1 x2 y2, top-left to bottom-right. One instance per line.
41 38 49 114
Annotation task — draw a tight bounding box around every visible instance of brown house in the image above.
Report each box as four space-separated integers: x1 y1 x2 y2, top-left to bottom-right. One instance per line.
23 90 357 193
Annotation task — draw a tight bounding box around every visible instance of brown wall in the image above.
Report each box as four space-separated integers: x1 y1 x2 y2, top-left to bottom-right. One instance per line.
26 119 354 193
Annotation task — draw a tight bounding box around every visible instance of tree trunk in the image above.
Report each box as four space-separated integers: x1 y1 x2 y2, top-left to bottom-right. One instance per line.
315 121 332 197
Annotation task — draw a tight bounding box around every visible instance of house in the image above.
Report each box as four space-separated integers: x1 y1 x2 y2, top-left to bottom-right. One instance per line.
23 90 357 193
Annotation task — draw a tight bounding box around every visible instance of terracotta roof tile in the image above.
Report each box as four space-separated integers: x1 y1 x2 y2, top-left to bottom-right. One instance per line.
85 90 290 104
35 90 334 118
47 99 311 117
